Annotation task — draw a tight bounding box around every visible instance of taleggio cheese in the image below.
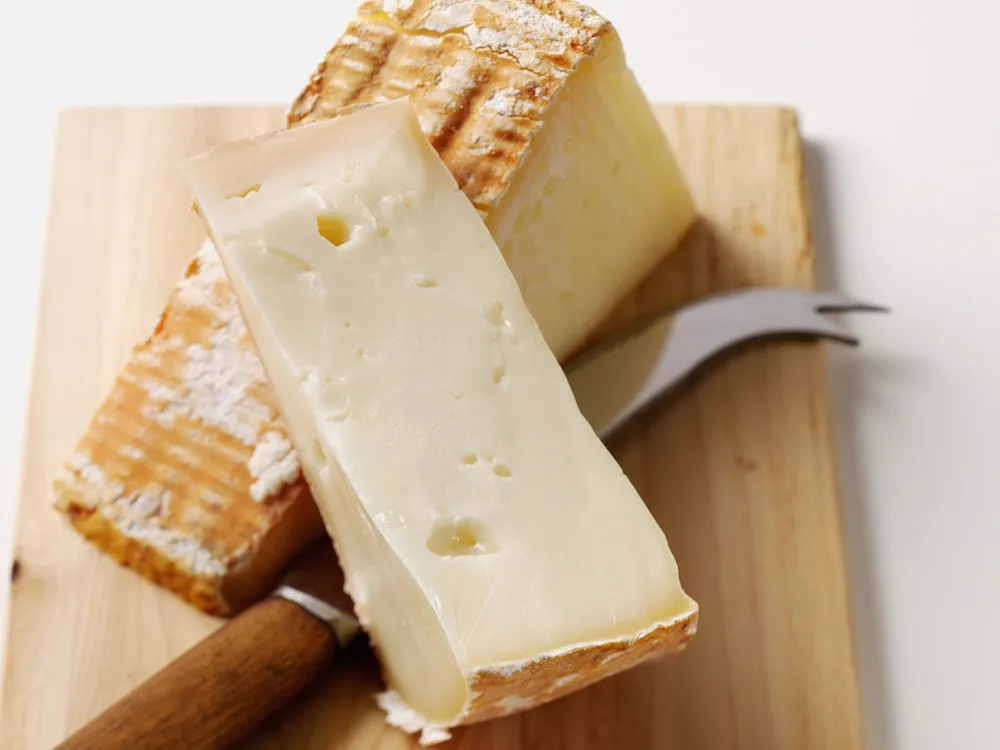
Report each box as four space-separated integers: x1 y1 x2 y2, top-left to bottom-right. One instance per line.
184 98 698 743
51 242 324 616
289 0 697 361
51 0 695 616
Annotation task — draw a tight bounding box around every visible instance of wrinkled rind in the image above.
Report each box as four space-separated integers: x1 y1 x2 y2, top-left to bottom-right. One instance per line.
467 605 698 721
286 0 612 211
377 605 699 744
51 242 325 616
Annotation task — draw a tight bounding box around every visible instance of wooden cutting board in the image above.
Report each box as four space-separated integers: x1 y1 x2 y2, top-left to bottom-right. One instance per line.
1 105 865 750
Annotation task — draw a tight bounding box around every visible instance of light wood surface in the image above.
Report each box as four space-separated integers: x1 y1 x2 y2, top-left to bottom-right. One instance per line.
2 105 865 749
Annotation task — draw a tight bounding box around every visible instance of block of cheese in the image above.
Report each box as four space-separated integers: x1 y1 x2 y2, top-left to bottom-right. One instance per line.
183 98 698 742
52 243 326 615
52 0 696 617
289 0 696 360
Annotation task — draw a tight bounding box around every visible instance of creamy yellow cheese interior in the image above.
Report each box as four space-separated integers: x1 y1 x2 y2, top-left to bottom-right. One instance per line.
485 30 695 358
184 99 695 728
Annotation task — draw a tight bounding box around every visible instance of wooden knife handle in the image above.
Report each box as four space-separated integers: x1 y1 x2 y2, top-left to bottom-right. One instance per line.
53 596 340 750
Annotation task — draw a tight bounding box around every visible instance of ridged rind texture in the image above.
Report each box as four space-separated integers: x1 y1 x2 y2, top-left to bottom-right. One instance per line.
52 242 324 615
286 0 612 213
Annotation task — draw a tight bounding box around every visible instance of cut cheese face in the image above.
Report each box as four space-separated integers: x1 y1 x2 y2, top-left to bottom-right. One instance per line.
184 98 697 742
289 0 697 361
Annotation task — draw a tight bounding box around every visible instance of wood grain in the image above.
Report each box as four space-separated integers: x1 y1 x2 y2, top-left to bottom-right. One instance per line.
1 105 865 750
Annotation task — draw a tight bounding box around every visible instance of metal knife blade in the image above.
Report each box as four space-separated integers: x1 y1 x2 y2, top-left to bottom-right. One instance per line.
273 543 361 651
568 287 887 439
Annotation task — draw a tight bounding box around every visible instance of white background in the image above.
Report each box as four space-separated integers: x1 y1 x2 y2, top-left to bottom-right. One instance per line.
1 1 998 747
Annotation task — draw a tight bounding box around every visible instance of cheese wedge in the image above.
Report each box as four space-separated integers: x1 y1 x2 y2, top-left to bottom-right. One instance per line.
184 98 697 742
53 0 696 617
289 0 696 360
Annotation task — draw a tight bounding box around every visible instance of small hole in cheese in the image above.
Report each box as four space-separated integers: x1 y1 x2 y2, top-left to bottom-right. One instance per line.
317 213 352 246
462 454 478 465
492 366 506 384
413 277 440 288
492 463 512 478
426 518 497 557
486 301 506 328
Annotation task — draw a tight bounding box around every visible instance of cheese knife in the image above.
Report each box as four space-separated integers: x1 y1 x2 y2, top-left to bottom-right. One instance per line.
53 287 887 750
